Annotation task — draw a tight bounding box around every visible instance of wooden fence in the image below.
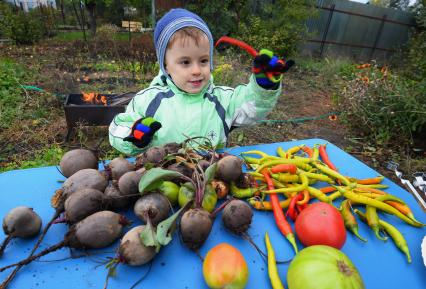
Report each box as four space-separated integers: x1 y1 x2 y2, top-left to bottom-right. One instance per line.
302 0 416 60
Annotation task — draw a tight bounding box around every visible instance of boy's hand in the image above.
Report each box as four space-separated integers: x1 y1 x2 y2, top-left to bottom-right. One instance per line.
123 117 162 148
252 49 295 88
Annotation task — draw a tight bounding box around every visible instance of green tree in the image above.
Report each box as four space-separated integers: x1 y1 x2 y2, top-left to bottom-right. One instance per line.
183 0 251 38
369 0 411 10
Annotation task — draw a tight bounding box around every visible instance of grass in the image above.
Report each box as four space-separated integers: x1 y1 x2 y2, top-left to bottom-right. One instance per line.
0 58 29 128
0 145 63 172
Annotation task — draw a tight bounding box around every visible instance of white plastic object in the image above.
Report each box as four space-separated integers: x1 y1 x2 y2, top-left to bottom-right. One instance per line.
422 235 426 267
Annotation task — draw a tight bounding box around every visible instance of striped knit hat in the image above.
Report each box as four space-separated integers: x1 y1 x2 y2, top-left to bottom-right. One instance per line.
154 8 214 77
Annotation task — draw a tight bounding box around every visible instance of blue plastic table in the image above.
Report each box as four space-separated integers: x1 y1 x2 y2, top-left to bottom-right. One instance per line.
0 139 425 289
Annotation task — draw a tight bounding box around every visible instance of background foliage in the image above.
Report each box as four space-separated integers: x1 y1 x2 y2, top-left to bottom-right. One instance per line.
0 3 45 44
235 0 317 56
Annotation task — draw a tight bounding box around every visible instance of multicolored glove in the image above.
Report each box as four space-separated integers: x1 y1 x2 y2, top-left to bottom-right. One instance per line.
253 49 295 89
123 117 162 148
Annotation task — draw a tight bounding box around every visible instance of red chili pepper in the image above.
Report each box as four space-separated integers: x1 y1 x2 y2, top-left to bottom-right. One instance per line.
286 196 299 221
296 203 308 213
261 169 298 254
215 36 258 57
270 163 297 174
286 192 305 221
319 144 338 171
301 145 314 158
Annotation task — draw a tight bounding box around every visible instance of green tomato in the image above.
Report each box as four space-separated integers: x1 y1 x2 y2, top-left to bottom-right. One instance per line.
178 182 194 208
158 181 180 206
202 184 218 213
287 245 365 289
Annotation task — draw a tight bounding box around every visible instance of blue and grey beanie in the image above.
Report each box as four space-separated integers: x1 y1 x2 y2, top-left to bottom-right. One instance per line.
154 8 214 77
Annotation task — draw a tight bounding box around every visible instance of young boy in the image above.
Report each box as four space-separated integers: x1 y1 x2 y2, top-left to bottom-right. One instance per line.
109 8 293 155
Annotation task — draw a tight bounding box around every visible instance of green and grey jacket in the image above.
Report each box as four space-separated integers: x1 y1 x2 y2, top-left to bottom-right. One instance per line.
109 73 281 155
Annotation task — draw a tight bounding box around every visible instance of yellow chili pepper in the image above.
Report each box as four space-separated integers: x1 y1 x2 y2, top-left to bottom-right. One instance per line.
276 146 287 158
259 156 282 164
241 150 270 158
265 232 286 289
255 159 313 173
356 192 384 199
271 173 300 183
312 145 320 160
354 186 386 195
349 176 384 185
340 200 367 242
313 163 351 186
242 155 261 164
296 189 310 205
303 171 336 184
249 197 291 211
265 173 309 194
286 145 302 157
306 186 332 203
328 191 342 201
366 205 388 241
357 184 389 189
335 186 425 227
355 209 411 263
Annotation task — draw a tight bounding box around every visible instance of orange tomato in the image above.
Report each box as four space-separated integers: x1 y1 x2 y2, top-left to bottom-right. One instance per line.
202 243 249 289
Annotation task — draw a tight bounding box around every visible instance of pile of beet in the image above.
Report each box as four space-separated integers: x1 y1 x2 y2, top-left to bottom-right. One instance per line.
0 142 257 288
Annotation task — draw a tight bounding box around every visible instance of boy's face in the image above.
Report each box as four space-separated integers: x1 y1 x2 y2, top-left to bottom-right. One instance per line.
165 35 211 94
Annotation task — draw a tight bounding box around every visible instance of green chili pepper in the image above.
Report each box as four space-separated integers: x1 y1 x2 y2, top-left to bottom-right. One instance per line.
230 182 256 199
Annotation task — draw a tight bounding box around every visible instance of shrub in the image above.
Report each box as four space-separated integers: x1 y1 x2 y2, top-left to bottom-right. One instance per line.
403 1 426 82
0 3 44 45
337 63 426 145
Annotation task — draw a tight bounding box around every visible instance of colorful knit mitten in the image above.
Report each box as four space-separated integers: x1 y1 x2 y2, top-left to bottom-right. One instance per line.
252 49 295 89
123 117 162 148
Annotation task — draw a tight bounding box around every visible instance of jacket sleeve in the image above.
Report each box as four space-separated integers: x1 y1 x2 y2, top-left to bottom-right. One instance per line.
219 74 282 127
109 92 150 155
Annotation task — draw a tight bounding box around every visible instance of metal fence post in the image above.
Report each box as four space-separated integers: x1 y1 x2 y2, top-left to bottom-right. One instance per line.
320 4 335 57
370 14 387 60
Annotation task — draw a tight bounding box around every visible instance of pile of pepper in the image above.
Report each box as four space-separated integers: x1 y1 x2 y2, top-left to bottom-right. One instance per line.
229 143 425 265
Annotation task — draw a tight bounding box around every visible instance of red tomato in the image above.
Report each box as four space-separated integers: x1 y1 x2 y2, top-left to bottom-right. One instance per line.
295 202 346 249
